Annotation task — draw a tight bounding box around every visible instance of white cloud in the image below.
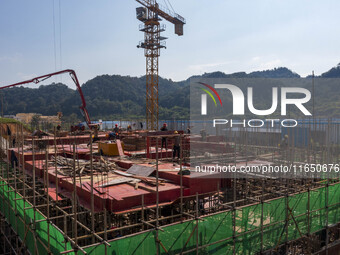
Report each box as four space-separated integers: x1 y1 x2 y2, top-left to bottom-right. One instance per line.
249 56 283 71
259 59 282 70
0 54 23 64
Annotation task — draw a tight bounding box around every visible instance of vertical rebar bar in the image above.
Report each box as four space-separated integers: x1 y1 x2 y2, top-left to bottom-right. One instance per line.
155 137 159 255
180 134 183 217
45 149 50 253
72 143 78 253
90 132 95 244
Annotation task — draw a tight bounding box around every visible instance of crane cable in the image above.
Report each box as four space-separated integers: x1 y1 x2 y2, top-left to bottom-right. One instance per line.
59 0 63 75
52 0 63 82
166 0 175 13
163 0 169 11
52 0 57 74
162 0 175 14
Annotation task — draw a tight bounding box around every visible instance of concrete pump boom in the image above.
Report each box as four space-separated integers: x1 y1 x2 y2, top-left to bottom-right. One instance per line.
0 69 94 128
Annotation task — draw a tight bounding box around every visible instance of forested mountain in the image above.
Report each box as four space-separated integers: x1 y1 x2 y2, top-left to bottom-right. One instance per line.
2 75 189 120
189 67 300 79
321 63 340 78
2 64 340 120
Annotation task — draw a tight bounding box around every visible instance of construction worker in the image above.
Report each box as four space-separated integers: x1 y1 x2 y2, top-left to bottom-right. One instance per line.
279 134 289 150
108 131 116 140
10 150 18 168
56 124 61 136
88 125 100 146
76 122 85 131
173 131 180 160
200 129 207 141
160 123 168 149
32 129 43 138
114 124 119 134
279 134 289 159
127 125 132 132
6 125 12 147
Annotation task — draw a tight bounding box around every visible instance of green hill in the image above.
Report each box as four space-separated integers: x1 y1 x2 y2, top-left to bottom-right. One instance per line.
2 64 340 120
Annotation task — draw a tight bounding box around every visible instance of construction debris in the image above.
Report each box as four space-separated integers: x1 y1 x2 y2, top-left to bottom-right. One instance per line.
49 155 117 176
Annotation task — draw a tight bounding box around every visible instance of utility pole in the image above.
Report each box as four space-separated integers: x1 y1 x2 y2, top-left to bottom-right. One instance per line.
312 71 315 117
1 92 3 117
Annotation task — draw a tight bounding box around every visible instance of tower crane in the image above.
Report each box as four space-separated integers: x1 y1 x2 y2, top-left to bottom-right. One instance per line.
136 0 185 130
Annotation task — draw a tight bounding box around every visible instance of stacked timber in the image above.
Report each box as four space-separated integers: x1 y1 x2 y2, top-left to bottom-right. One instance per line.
122 135 146 151
50 156 116 177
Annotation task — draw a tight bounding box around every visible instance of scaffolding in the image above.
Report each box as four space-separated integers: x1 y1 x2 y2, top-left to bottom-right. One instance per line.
0 120 339 254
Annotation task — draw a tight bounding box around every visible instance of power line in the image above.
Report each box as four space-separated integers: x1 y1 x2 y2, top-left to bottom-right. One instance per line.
59 0 63 82
163 0 169 11
166 0 175 13
52 0 57 76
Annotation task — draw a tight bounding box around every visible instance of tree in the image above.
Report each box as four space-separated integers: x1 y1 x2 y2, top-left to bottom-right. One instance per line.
62 113 79 126
30 114 41 130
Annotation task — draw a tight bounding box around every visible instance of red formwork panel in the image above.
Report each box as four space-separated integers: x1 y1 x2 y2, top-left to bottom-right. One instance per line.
207 136 226 142
23 160 184 212
57 144 91 160
9 144 93 166
158 170 221 196
123 148 174 159
113 159 135 169
190 141 233 153
24 134 107 146
22 158 228 213
8 148 62 163
104 182 182 212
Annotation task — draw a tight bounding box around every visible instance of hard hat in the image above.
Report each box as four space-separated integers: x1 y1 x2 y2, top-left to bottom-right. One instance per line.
284 135 288 138
115 124 118 127
174 131 178 134
163 123 167 126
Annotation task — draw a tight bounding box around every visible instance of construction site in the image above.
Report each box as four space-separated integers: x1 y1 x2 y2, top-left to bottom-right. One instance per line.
0 116 339 255
0 1 340 255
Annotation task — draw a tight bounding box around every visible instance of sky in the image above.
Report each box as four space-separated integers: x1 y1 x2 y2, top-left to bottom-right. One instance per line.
0 0 340 89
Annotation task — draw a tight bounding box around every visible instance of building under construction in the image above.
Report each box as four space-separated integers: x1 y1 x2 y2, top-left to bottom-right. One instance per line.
0 118 339 255
0 0 339 254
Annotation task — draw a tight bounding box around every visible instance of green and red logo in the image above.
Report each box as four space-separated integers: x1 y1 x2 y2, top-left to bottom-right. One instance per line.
199 82 223 115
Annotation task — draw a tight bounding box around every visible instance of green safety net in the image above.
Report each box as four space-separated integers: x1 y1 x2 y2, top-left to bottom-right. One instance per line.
82 183 340 255
0 180 73 254
0 177 339 255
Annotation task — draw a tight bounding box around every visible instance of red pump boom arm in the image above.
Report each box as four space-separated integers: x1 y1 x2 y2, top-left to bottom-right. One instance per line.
0 69 94 128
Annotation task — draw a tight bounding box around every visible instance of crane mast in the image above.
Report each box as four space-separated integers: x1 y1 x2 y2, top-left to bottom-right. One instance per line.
136 0 185 130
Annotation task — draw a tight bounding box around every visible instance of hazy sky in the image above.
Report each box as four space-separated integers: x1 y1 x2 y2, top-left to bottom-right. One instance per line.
1 0 340 88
